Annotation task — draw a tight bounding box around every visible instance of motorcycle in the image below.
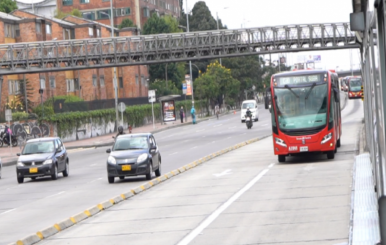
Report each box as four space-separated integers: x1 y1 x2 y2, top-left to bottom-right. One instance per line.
245 115 253 129
0 131 18 147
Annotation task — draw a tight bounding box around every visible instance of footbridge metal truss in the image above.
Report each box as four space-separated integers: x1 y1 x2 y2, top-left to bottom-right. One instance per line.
0 23 359 75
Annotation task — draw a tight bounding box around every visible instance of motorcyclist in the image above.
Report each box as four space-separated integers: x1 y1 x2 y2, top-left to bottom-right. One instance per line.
116 126 125 138
245 107 252 119
3 124 10 145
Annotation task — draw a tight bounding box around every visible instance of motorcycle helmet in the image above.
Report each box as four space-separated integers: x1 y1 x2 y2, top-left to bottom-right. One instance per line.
118 126 124 134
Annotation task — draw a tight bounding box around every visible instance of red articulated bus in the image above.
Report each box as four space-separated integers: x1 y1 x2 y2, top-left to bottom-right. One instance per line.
347 76 363 99
266 69 342 163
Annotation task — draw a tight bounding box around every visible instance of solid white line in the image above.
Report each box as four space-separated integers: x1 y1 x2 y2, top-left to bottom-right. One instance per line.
169 152 178 155
268 163 275 168
190 146 197 150
45 191 65 199
0 209 15 215
177 168 270 245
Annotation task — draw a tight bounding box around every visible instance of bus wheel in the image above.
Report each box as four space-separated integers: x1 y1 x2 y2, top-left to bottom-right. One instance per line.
327 150 335 159
337 139 341 147
278 155 285 163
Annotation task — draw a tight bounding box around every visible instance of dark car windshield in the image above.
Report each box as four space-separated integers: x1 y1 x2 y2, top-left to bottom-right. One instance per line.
22 141 55 155
113 136 149 151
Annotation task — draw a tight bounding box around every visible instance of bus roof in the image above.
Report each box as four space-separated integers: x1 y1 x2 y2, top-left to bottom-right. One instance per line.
273 69 332 78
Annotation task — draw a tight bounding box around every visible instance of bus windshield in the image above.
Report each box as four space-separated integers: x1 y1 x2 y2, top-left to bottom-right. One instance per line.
349 78 362 92
273 83 328 130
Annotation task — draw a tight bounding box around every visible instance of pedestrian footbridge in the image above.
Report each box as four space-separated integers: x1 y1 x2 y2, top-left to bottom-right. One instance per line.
0 23 358 75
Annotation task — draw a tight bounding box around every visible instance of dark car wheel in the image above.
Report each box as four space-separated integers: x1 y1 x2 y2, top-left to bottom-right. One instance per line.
155 160 161 177
108 176 114 184
119 176 125 180
278 155 285 163
17 177 24 183
337 139 341 147
31 177 36 180
63 161 69 177
146 164 153 180
51 164 58 180
327 150 335 159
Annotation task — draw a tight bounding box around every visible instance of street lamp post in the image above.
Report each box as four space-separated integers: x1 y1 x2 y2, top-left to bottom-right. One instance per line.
102 3 119 131
186 0 194 105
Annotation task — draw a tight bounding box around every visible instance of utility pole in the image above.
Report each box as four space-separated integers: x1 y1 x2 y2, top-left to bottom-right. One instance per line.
186 0 194 104
109 0 119 130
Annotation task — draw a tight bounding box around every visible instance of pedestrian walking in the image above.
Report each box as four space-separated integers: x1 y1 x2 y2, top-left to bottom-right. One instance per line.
179 106 184 123
215 103 219 119
191 106 196 124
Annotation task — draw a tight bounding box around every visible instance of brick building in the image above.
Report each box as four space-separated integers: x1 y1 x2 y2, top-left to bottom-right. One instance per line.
0 9 149 114
57 0 180 29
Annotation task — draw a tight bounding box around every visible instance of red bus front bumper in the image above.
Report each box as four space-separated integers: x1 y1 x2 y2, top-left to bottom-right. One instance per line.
272 129 336 156
348 91 362 99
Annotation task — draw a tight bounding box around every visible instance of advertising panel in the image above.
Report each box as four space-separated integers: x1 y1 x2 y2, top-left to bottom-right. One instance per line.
162 100 176 122
185 74 192 96
182 82 187 94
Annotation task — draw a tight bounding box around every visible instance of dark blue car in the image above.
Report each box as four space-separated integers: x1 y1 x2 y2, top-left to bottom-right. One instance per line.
106 133 161 183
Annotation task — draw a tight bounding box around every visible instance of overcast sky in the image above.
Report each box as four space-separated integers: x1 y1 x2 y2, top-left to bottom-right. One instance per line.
184 0 360 71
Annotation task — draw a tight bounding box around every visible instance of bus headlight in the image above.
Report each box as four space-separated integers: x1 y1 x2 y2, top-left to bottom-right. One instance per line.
321 133 332 144
275 137 287 147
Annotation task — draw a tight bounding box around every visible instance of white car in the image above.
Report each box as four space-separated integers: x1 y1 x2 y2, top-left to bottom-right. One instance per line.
241 100 259 122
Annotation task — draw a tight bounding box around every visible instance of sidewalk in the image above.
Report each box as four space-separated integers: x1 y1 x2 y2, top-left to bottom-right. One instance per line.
0 112 233 167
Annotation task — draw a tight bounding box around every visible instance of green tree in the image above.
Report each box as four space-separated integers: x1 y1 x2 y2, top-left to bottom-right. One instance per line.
143 14 185 95
118 18 135 29
149 79 180 97
142 13 170 35
54 8 82 19
195 61 240 113
0 0 17 13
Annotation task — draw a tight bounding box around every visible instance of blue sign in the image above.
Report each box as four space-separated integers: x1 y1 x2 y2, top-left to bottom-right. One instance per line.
182 83 187 94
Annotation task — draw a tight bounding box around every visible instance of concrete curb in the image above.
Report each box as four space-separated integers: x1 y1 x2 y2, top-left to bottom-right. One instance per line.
11 134 271 245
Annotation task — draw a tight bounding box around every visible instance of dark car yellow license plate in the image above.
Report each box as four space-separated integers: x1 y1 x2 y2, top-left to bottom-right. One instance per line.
29 168 38 173
121 165 131 171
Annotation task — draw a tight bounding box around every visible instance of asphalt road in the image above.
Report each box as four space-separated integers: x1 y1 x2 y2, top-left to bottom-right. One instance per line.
0 104 272 245
39 98 363 245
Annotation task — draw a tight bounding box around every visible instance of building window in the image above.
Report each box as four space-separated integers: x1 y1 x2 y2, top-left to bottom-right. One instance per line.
49 77 55 88
74 78 80 90
92 75 97 87
66 79 74 92
116 8 130 16
141 76 145 86
63 29 71 40
62 0 73 6
82 11 95 20
119 77 123 88
4 24 17 38
88 27 93 37
80 0 89 3
143 7 150 17
100 76 105 87
97 29 101 37
97 9 111 20
46 24 51 34
135 75 138 85
8 80 20 95
36 23 41 33
40 77 46 89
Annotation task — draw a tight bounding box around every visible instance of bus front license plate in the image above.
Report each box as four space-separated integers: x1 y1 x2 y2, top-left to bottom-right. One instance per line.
300 146 308 152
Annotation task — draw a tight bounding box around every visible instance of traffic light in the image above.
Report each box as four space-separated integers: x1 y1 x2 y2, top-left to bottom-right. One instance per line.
361 85 364 101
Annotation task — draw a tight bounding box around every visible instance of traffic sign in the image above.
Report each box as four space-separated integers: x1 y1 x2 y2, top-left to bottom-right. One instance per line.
5 109 12 121
148 90 156 103
118 102 126 112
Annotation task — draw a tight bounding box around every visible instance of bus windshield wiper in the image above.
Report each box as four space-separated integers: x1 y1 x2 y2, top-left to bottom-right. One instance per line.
305 83 316 100
284 85 299 98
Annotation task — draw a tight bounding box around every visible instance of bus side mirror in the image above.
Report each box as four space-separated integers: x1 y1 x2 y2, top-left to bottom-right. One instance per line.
264 97 269 109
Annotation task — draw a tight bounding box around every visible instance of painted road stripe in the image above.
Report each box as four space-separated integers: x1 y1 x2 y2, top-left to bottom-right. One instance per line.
169 152 178 155
0 208 15 215
177 167 271 245
44 191 65 199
